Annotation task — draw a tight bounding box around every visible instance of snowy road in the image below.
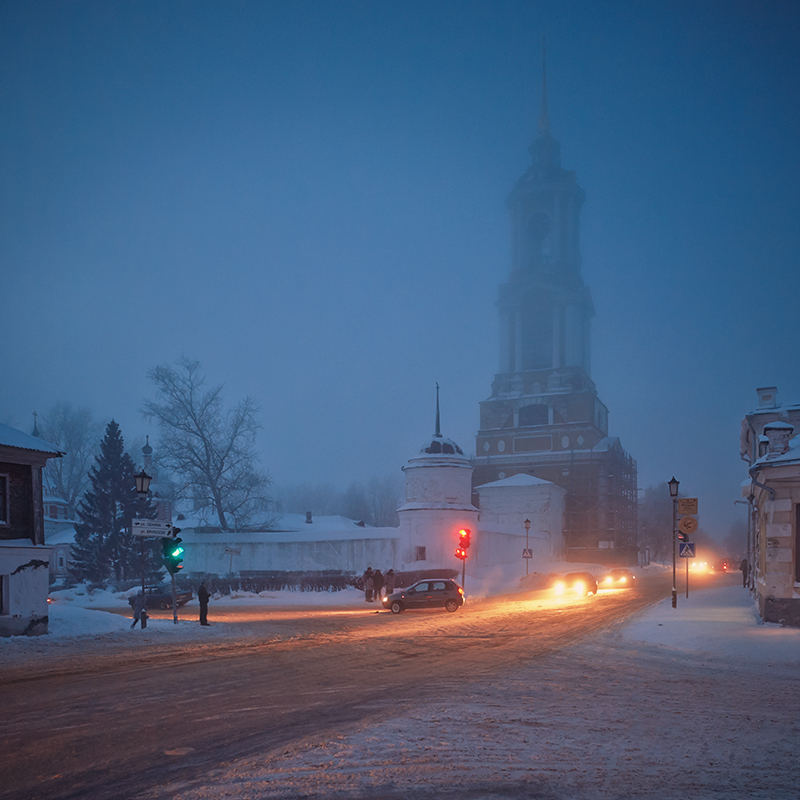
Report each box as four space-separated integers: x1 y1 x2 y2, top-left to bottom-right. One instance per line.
2 576 672 800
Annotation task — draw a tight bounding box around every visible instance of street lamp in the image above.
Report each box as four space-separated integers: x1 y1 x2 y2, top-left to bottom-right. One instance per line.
668 476 679 609
134 469 152 499
524 518 531 576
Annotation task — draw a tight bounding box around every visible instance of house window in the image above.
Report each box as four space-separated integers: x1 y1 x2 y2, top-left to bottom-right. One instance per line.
58 556 65 568
414 546 427 562
0 476 8 525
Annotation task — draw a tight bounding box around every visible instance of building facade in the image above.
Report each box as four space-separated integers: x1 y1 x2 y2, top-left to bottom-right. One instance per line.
0 423 63 636
472 69 637 565
741 387 800 627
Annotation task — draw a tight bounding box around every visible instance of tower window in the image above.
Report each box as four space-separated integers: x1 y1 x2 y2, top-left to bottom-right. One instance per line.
519 404 549 427
414 546 427 562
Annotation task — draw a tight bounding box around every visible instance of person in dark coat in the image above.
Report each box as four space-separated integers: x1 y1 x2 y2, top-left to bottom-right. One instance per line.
198 582 211 625
740 558 749 587
384 569 395 595
373 569 384 601
363 568 374 602
130 592 146 628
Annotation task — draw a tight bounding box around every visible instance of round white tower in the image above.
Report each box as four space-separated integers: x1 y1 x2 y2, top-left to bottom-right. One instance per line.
397 387 479 570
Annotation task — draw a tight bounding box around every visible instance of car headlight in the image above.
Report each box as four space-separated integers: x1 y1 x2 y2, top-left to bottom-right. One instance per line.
574 581 586 594
554 581 565 594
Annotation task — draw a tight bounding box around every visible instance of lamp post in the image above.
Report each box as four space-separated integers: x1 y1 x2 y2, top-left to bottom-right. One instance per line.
668 476 679 609
134 469 152 617
524 518 531 576
135 469 152 499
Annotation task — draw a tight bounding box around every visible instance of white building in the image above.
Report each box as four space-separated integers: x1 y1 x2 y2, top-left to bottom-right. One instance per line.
176 403 565 585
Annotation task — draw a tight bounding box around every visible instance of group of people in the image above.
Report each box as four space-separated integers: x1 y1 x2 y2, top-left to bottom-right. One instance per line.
362 567 395 602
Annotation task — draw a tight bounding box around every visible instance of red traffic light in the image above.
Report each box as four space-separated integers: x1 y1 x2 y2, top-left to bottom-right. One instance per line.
454 547 467 560
677 531 688 543
458 528 471 548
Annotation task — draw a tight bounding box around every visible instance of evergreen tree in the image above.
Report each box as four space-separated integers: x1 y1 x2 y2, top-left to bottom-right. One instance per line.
71 420 158 583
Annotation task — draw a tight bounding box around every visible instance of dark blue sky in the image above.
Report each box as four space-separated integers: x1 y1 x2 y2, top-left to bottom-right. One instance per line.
2 0 799 538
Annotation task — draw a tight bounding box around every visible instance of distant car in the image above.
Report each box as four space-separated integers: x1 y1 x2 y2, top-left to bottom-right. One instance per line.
552 571 598 597
129 586 193 611
601 568 636 589
382 579 464 614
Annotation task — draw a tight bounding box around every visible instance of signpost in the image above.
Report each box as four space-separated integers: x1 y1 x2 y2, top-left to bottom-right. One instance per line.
132 519 174 537
224 546 241 573
678 515 698 535
678 498 698 516
131 519 180 624
679 541 696 598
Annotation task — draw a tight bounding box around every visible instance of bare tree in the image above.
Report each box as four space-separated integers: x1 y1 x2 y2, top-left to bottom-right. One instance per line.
39 402 104 518
142 357 271 531
638 483 673 564
364 475 402 527
279 475 402 527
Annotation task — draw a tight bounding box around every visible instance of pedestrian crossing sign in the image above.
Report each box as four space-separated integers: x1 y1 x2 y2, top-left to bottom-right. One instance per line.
679 542 696 558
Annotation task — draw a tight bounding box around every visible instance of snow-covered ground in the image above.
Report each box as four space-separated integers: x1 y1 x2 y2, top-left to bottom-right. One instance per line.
5 578 800 799
140 582 800 800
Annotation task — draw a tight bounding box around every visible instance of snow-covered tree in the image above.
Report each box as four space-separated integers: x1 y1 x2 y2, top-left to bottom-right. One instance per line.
71 420 158 583
142 357 271 531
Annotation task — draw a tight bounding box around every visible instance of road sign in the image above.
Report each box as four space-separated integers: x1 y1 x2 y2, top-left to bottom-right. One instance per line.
678 515 698 535
132 518 173 538
679 542 696 558
678 498 698 515
224 547 242 556
522 548 533 559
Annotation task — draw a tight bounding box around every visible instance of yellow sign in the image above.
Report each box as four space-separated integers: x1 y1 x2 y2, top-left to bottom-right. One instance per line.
678 498 698 515
678 515 698 535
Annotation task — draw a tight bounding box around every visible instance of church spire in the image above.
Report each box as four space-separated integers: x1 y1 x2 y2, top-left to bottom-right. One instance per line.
529 37 561 177
434 383 442 439
538 36 550 135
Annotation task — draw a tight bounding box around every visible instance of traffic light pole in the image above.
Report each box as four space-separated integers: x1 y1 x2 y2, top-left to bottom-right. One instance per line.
171 571 178 625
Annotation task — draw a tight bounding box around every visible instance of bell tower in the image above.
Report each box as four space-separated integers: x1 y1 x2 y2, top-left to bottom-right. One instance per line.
473 52 638 565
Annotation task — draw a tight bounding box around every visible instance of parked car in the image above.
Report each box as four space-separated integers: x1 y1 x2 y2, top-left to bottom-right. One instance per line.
552 571 598 597
601 568 636 589
382 579 464 614
128 586 193 611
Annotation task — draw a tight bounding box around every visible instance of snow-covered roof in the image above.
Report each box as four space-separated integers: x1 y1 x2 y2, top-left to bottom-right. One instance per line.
175 512 386 537
180 525 399 544
0 423 63 456
754 435 800 467
46 527 77 545
763 420 795 431
475 474 553 490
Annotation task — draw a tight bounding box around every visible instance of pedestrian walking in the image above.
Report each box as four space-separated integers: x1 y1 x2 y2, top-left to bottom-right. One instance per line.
373 569 384 601
130 592 146 628
384 569 395 595
740 558 749 588
198 581 211 625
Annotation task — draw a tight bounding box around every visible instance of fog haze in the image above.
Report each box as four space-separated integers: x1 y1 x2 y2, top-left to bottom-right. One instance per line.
2 0 799 539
